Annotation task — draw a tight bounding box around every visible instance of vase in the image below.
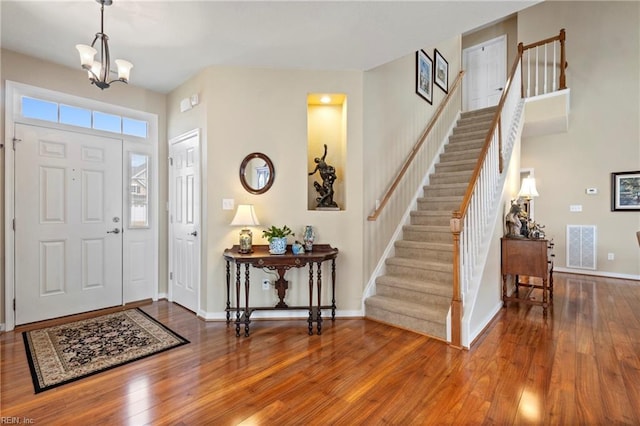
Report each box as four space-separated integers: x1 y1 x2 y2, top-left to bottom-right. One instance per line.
303 225 315 251
269 237 287 255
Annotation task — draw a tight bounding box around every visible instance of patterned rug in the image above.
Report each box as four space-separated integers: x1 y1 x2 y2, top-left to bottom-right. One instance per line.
22 308 189 393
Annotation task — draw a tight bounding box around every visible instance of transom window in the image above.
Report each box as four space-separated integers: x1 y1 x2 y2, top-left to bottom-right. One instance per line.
21 96 148 138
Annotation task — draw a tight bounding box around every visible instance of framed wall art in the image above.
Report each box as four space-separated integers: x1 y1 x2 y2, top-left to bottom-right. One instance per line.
415 50 433 104
434 48 449 93
611 170 640 211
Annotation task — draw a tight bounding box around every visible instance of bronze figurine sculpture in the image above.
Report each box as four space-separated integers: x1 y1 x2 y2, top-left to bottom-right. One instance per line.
309 144 339 209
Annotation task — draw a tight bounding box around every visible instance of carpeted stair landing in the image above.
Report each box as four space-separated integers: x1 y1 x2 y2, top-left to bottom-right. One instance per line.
365 106 497 340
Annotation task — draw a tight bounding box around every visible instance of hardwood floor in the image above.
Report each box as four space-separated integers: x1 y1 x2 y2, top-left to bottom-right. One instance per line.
1 272 639 425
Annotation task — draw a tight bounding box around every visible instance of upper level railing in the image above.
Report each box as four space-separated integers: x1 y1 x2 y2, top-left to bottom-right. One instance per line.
520 28 567 98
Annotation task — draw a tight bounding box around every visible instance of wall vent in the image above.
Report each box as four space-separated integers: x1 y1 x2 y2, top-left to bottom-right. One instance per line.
566 225 597 270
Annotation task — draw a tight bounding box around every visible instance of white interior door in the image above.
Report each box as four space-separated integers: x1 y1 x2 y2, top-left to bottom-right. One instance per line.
463 35 507 111
14 123 123 325
169 130 200 313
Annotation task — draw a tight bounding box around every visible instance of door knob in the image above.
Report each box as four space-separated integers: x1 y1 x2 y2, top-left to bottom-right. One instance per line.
107 228 121 234
189 230 198 237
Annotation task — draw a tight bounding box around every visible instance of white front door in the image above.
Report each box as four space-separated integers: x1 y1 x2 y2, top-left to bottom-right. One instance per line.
14 123 123 325
463 35 507 111
168 130 200 313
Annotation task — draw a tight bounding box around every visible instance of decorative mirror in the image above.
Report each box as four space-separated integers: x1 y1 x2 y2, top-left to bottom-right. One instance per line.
239 152 275 194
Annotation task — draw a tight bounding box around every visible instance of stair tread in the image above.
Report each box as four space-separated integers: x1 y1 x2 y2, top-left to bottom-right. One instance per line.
365 295 448 323
424 182 468 187
395 240 453 250
417 195 463 202
431 169 474 176
461 106 497 117
410 210 451 216
437 158 477 165
403 224 450 232
376 274 453 296
447 138 486 147
385 256 453 272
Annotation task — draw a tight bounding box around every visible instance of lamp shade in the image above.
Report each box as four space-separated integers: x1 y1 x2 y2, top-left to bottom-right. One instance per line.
76 44 97 68
115 59 134 82
518 177 539 200
230 204 260 226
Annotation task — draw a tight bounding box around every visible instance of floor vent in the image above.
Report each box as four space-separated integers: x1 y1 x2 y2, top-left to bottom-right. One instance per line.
566 225 597 270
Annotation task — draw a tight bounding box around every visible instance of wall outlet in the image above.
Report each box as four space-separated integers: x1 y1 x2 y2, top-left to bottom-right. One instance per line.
262 279 270 290
569 204 582 212
607 253 614 260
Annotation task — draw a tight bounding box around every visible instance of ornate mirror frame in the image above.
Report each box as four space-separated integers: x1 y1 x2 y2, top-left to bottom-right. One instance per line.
239 152 275 195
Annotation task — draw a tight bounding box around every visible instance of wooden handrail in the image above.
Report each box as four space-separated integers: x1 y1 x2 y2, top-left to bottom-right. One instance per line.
367 71 464 221
454 51 522 220
520 28 565 50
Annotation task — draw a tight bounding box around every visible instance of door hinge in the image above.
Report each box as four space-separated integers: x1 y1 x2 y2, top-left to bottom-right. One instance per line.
12 137 21 150
12 218 15 231
13 299 16 311
169 157 173 166
169 272 173 280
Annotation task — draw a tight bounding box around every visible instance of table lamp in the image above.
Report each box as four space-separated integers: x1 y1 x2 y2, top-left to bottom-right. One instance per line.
517 176 539 200
230 204 260 253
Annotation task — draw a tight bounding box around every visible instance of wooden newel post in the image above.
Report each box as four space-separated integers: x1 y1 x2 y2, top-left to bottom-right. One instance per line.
450 213 462 349
559 28 567 90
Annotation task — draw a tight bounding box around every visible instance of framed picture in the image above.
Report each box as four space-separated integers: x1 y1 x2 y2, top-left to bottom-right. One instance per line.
415 50 433 104
434 49 449 93
611 170 640 211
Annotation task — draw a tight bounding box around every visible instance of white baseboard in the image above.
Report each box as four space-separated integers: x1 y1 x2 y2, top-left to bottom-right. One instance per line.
0 323 5 332
554 267 640 281
467 302 503 348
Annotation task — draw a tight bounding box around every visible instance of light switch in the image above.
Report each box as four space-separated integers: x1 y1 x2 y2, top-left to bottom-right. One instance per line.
586 188 598 195
222 199 234 210
570 204 582 212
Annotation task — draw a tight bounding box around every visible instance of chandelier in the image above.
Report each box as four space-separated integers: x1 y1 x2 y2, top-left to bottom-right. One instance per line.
75 0 133 90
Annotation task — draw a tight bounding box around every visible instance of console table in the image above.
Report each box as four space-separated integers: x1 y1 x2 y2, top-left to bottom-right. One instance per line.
501 238 554 314
223 244 338 336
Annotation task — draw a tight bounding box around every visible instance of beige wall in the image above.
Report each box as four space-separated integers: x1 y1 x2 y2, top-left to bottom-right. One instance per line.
362 35 462 281
518 1 640 277
168 66 364 316
0 49 168 326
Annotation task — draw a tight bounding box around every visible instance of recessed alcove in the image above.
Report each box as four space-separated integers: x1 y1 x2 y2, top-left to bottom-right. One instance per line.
306 93 347 211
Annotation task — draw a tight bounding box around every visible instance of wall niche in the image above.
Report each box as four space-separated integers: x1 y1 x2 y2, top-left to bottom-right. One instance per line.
306 93 347 211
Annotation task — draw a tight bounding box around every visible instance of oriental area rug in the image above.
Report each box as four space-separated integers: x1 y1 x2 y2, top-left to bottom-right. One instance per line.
22 308 189 393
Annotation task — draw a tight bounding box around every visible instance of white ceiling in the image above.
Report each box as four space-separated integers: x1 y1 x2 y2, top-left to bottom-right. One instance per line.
0 1 539 94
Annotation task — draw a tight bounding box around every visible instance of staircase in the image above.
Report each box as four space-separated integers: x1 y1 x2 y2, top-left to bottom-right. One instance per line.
365 106 498 340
